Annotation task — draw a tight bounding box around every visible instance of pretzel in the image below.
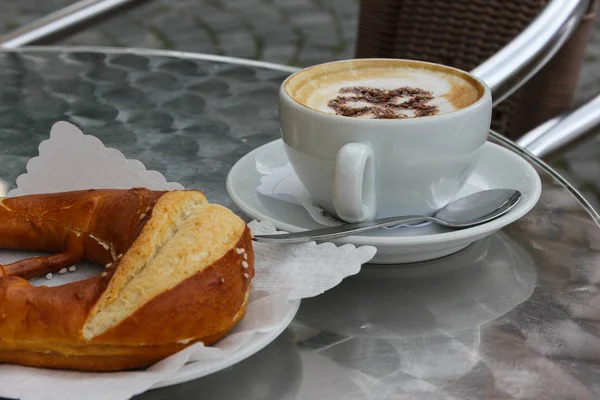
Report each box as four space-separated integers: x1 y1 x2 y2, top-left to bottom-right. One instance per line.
0 188 254 371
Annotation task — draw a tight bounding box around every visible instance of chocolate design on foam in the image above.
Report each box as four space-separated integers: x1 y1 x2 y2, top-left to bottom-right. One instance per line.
327 86 439 119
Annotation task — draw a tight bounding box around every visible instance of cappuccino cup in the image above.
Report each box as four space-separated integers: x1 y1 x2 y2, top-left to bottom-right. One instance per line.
279 59 492 223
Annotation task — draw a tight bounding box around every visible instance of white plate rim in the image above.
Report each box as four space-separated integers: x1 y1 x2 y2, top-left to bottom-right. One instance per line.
151 299 301 389
226 139 542 247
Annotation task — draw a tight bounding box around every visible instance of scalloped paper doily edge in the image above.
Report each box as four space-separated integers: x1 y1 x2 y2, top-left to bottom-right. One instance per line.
8 121 184 197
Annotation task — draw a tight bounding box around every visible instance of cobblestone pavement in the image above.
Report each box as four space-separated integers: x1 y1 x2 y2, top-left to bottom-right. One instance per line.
1 0 359 67
1 0 600 207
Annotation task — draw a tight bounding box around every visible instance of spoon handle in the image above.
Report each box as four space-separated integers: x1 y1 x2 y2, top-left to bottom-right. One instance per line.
252 215 429 244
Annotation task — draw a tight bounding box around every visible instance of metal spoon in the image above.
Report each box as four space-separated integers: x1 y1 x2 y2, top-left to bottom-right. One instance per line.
252 189 522 244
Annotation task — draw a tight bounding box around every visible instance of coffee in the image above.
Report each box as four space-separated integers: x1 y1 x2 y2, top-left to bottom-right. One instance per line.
284 60 483 120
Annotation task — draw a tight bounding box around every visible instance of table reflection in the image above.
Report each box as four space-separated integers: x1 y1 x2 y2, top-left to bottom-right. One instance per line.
295 233 537 338
277 233 539 398
139 332 303 400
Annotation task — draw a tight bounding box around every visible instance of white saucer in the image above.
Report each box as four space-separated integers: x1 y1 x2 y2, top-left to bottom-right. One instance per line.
227 139 542 264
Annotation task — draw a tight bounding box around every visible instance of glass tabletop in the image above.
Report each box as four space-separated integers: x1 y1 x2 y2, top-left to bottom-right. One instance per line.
1 48 600 400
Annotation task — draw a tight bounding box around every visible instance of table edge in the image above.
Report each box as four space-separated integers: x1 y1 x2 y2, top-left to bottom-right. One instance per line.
490 129 600 225
0 45 299 73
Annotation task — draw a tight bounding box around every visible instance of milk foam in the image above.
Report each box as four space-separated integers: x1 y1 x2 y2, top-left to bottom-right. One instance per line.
299 67 477 119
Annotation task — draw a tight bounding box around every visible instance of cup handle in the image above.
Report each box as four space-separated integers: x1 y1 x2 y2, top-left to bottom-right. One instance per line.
333 143 376 222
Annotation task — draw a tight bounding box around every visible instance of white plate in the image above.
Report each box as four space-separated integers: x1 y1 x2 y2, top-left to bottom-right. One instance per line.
227 139 542 264
153 299 300 389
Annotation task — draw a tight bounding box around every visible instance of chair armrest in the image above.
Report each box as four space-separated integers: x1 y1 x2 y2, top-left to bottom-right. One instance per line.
0 0 143 48
471 0 590 106
516 94 600 158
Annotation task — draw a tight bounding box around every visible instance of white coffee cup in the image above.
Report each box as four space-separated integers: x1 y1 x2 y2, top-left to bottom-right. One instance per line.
279 59 492 223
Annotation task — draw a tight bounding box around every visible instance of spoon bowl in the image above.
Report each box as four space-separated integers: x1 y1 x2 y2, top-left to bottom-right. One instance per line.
431 189 522 228
253 189 522 244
